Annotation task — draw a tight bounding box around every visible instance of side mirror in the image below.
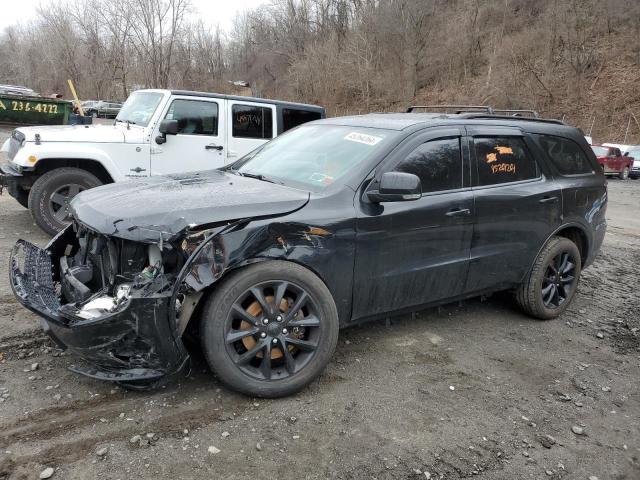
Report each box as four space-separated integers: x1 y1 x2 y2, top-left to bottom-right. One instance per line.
155 119 179 144
366 172 422 203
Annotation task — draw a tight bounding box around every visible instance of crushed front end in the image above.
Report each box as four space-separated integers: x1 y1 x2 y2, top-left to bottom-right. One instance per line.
9 223 191 385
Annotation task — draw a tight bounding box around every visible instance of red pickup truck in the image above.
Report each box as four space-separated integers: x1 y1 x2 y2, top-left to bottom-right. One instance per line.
591 144 633 179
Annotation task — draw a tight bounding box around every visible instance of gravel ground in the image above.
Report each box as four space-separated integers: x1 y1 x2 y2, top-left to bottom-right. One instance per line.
0 135 638 479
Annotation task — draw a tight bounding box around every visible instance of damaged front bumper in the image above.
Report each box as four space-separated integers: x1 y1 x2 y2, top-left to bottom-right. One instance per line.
9 236 189 384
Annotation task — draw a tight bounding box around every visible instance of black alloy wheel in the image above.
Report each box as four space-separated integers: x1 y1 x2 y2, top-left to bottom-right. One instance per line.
541 251 577 309
224 280 321 381
515 236 582 320
200 261 339 397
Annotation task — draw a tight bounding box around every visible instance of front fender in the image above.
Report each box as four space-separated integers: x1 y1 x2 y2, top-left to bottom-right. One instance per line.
177 221 334 294
13 143 128 181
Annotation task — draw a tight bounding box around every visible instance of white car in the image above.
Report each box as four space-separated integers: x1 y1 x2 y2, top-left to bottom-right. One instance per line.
0 89 324 234
625 145 640 179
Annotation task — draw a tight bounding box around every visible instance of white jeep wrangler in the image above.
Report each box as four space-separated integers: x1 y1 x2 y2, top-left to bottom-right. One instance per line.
0 89 324 234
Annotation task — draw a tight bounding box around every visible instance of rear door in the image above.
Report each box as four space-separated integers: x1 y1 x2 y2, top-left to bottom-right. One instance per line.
150 96 226 175
465 127 562 293
226 101 276 163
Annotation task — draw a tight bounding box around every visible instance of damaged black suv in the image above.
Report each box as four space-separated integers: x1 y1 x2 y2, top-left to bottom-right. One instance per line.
10 111 607 397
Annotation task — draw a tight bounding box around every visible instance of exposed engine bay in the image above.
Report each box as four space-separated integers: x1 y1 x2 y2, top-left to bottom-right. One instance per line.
58 225 183 321
8 222 223 385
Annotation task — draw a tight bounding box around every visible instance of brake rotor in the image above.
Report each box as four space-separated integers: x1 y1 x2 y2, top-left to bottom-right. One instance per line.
240 295 296 360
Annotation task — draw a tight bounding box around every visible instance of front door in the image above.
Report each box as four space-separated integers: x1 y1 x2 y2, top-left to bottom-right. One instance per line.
353 127 474 320
464 127 562 293
226 101 276 163
150 96 225 175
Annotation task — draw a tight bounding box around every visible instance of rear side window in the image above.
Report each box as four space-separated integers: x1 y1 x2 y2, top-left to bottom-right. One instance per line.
393 138 463 193
232 104 273 139
165 99 218 135
282 108 322 132
474 137 539 186
537 135 594 175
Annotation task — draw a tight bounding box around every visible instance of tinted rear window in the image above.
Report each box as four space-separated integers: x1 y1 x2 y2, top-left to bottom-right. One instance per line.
282 108 322 132
537 135 594 175
474 137 539 186
232 104 273 139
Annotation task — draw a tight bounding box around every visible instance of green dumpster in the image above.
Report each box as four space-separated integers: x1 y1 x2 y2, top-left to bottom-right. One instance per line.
0 95 72 126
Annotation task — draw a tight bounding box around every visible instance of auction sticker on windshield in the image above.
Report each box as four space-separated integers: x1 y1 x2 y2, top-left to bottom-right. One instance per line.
344 132 383 146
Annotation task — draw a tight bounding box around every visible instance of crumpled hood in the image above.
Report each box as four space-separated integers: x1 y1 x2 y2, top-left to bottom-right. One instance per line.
70 170 310 242
17 124 126 143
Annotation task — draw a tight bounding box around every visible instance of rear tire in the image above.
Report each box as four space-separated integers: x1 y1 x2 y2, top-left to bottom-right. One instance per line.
28 167 102 235
200 261 339 398
516 236 581 320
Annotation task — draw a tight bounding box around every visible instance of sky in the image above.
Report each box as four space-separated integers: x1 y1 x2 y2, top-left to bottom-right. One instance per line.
0 0 266 33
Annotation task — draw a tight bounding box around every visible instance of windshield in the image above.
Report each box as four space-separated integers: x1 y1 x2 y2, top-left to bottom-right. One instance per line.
230 124 398 189
626 149 640 159
115 91 164 127
591 146 609 156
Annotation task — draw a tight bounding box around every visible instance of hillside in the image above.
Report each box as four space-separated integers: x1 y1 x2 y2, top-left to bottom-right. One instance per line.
0 0 638 144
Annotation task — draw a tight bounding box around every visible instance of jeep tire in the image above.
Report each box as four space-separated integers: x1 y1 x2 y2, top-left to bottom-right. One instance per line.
28 167 102 235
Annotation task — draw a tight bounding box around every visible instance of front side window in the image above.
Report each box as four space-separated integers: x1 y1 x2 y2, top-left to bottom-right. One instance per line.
282 108 322 132
393 138 463 193
164 99 218 135
475 137 539 186
537 135 593 175
232 104 273 139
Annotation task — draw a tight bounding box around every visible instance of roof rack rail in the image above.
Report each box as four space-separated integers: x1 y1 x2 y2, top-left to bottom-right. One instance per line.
406 105 494 114
407 105 543 119
492 109 540 118
457 113 565 125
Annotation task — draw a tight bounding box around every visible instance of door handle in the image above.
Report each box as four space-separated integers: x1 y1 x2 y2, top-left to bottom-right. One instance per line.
130 167 146 173
205 144 223 151
445 207 471 217
539 196 558 204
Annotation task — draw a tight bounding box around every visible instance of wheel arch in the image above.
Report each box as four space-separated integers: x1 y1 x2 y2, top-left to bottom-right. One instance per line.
31 158 115 184
172 222 340 335
531 223 590 274
553 224 589 267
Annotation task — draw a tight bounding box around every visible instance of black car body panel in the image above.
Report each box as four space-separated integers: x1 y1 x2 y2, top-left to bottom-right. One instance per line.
9 113 608 385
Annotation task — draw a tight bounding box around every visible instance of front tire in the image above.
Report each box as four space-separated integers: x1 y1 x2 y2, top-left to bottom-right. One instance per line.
28 167 102 235
619 167 629 180
516 236 581 320
200 261 339 398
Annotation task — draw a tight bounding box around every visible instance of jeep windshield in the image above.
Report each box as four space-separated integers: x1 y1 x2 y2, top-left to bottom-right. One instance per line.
115 91 164 127
230 124 398 190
